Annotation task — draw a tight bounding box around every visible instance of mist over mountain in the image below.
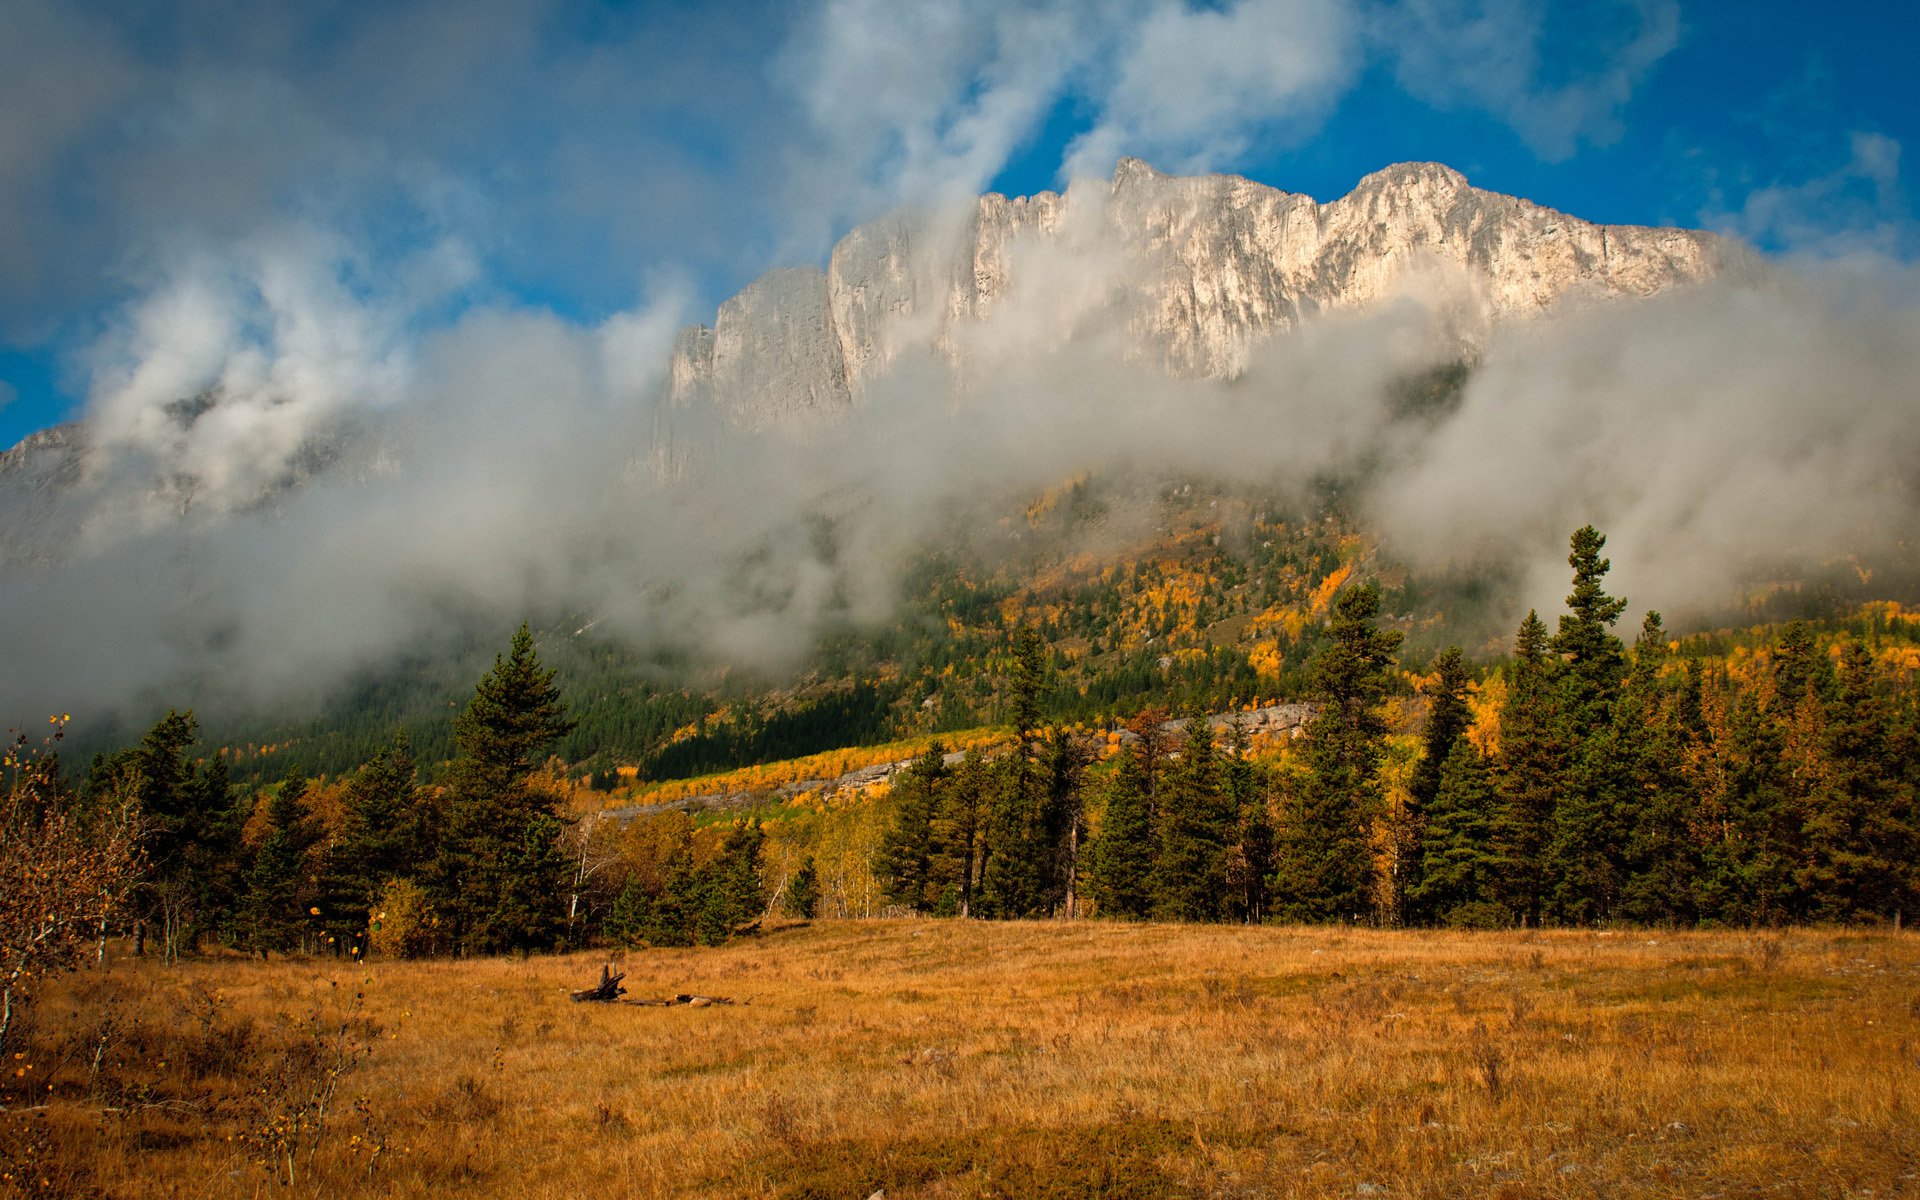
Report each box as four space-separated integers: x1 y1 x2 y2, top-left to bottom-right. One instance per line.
1 158 1916 727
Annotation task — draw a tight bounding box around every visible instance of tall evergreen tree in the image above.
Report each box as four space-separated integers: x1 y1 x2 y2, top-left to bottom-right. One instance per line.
1402 647 1472 924
241 775 323 957
1490 611 1564 926
1271 581 1402 923
1544 527 1632 923
97 711 244 958
1409 741 1505 927
1222 717 1273 924
432 624 576 955
1152 716 1232 922
932 748 991 917
1605 612 1696 925
879 743 947 912
315 733 427 954
1087 747 1156 919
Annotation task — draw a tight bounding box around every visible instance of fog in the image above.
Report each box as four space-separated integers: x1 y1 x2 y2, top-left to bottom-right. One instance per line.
5 206 1919 723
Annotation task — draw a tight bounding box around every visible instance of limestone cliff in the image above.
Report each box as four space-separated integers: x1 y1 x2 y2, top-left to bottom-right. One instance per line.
663 158 1755 434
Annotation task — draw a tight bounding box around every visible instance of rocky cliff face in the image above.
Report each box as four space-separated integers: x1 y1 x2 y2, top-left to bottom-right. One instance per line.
662 159 1756 436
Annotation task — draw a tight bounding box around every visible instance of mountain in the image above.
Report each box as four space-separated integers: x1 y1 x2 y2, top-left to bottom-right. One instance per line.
658 159 1757 443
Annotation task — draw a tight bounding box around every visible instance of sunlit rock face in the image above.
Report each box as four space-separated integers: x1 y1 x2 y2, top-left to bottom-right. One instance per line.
663 158 1755 435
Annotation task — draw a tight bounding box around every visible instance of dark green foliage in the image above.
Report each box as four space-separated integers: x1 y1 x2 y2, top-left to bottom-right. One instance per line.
1550 526 1629 739
1086 748 1156 919
1272 582 1402 923
1402 647 1472 924
784 856 820 919
1409 742 1503 927
92 710 244 957
698 821 766 945
314 734 429 954
1222 718 1273 924
879 744 948 912
240 776 323 957
1490 611 1561 927
1152 717 1232 922
432 625 577 955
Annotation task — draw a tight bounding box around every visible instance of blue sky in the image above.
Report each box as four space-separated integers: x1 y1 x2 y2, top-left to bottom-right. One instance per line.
1 0 1914 449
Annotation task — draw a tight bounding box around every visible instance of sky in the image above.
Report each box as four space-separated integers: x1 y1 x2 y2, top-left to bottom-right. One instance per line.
3 0 1920 725
0 0 1915 450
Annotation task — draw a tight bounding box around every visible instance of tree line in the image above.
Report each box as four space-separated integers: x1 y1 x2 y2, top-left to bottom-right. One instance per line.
7 525 1916 1046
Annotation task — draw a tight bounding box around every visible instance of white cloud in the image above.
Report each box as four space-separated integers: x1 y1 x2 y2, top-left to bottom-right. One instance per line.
1062 0 1361 182
1376 0 1680 162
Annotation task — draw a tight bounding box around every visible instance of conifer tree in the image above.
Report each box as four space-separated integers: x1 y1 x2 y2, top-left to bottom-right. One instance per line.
698 820 765 944
100 711 244 958
784 856 820 918
1152 716 1231 921
432 624 576 955
1491 611 1562 926
1617 612 1700 925
1272 581 1402 922
1544 527 1632 923
1802 641 1915 921
1409 741 1505 927
1087 748 1156 919
315 734 426 954
879 744 947 912
932 748 991 916
241 776 323 957
1222 717 1273 924
1402 647 1472 924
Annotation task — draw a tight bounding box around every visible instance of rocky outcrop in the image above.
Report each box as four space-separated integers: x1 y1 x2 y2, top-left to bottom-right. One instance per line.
661 158 1756 436
0 423 87 566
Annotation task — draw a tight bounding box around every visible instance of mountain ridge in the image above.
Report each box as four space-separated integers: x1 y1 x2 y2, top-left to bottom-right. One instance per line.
658 157 1759 445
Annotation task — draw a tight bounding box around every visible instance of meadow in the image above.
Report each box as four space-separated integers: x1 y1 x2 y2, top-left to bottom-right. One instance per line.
5 922 1915 1199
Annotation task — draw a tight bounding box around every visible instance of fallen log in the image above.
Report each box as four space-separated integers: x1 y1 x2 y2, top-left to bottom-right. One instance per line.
623 993 743 1007
570 965 627 1002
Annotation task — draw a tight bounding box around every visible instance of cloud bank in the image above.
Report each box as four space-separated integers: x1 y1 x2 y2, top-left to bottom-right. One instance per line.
1 0 1917 724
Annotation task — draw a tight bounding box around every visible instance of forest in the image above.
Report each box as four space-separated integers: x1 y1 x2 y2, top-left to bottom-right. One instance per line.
9 521 1920 1062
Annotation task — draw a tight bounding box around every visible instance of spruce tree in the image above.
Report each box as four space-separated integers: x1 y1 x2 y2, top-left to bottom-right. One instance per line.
1403 647 1472 924
433 624 576 955
1491 611 1562 926
879 744 946 912
1409 742 1505 927
1222 717 1273 924
1544 527 1632 923
932 749 991 917
1617 612 1699 925
241 776 322 957
315 733 426 954
1271 581 1402 923
784 856 820 918
1152 716 1230 922
1087 749 1156 919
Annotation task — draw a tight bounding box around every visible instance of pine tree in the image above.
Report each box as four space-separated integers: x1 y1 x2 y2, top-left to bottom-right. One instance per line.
1491 611 1563 926
1802 641 1914 921
241 775 323 957
932 748 991 917
1617 612 1699 926
1222 717 1273 924
784 856 820 918
698 820 765 944
1272 581 1402 923
1544 527 1632 924
1152 716 1231 922
1402 647 1472 924
879 744 947 912
1087 748 1156 919
315 733 426 954
432 624 577 955
99 711 244 959
1550 526 1629 739
1409 742 1505 927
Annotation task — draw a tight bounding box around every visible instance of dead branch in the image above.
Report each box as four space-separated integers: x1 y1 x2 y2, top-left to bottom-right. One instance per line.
569 965 626 1003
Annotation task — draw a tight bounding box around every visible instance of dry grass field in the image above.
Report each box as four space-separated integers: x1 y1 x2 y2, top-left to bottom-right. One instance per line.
5 922 1917 1199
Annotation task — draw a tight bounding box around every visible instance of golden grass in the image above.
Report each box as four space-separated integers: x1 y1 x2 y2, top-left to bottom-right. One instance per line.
7 923 1917 1198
